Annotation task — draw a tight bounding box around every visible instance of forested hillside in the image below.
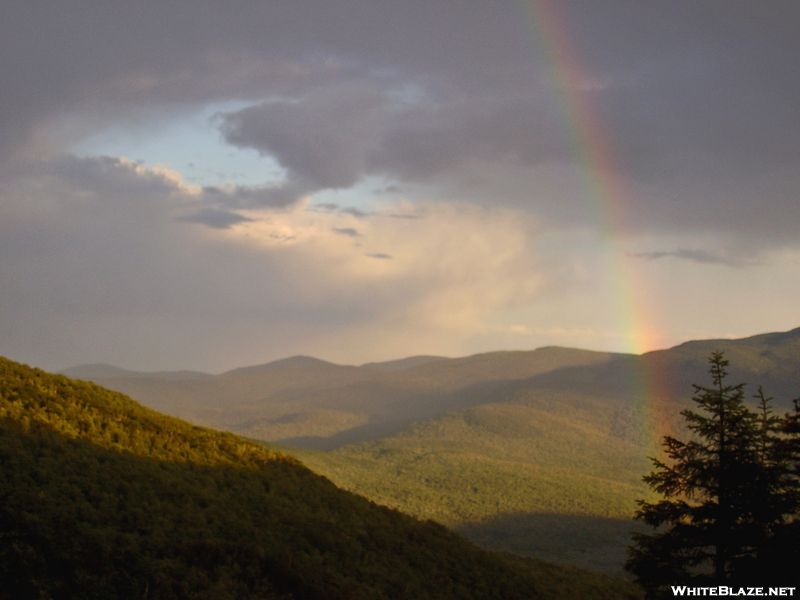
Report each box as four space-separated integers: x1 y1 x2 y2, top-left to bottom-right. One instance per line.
280 389 653 574
0 357 642 599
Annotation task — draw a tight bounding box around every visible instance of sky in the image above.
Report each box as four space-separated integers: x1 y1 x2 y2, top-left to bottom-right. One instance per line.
2 1 799 373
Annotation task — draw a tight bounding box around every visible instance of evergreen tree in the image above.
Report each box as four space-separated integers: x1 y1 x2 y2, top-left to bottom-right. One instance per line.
756 396 800 580
625 352 798 596
783 398 800 479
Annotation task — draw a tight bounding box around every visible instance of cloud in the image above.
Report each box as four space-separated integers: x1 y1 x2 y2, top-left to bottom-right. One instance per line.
179 207 254 229
218 89 569 196
370 98 569 180
220 86 390 190
309 203 339 212
340 207 370 217
630 249 758 268
199 182 307 210
3 0 800 371
42 154 195 198
332 228 360 237
0 153 545 370
2 1 798 244
375 184 402 194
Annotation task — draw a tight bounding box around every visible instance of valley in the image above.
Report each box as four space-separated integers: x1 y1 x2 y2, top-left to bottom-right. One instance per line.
59 327 800 575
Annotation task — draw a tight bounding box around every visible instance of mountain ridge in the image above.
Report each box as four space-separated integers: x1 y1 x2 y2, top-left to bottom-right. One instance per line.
67 345 620 448
361 355 449 372
60 328 800 390
59 363 212 381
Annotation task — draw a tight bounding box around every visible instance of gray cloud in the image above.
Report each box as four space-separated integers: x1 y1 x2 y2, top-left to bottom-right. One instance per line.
200 182 306 210
198 1 798 242
179 207 254 229
375 184 402 194
309 203 339 212
218 85 570 186
31 154 304 219
44 154 177 197
332 228 360 237
220 86 390 189
340 207 370 218
631 249 758 268
217 91 573 216
307 204 370 217
371 98 569 180
1 1 797 243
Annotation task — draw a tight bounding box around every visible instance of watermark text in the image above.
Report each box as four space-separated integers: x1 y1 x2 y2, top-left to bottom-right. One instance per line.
672 588 796 597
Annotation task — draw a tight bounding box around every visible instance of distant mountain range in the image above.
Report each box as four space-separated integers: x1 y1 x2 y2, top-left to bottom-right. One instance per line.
60 346 624 447
59 327 800 574
61 328 800 451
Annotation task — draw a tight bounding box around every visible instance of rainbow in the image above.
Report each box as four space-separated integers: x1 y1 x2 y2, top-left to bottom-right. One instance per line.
522 0 673 454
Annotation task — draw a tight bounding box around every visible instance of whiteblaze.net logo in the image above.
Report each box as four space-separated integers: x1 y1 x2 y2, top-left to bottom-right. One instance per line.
672 588 796 597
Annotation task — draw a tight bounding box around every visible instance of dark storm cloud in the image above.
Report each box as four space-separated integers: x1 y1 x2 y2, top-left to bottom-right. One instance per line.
2 0 799 238
220 86 390 189
553 2 800 178
220 90 569 191
0 0 529 157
